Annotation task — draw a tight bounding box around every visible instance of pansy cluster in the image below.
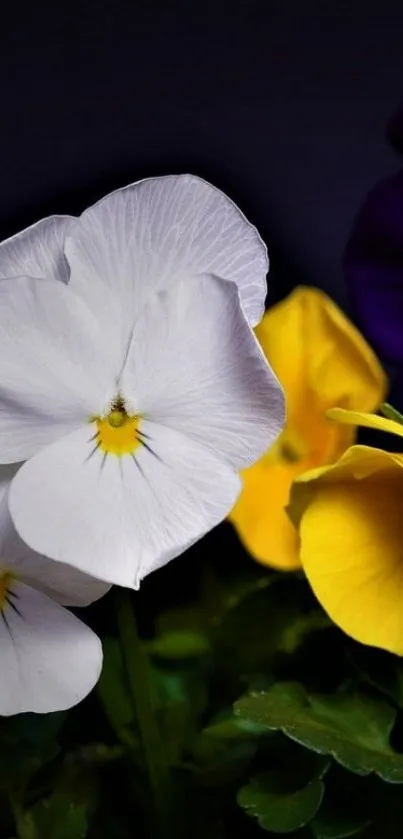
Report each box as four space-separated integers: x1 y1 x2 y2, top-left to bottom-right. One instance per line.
1 158 402 725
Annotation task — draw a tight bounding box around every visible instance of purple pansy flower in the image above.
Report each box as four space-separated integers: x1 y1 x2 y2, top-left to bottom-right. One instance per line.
344 103 403 367
387 105 403 158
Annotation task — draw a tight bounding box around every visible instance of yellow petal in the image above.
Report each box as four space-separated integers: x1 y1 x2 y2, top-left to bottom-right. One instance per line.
327 407 403 440
256 287 387 459
289 444 403 525
230 459 302 571
289 445 403 654
232 288 387 572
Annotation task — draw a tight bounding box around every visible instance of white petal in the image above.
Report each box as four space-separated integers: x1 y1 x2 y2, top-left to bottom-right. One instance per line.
0 506 110 607
9 423 241 588
120 274 284 469
0 465 109 606
0 216 75 282
0 581 102 715
0 276 117 462
14 553 110 607
66 175 268 356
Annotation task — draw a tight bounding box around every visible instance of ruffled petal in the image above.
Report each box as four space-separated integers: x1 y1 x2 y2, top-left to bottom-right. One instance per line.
120 274 284 469
9 422 241 588
256 286 387 461
289 446 403 654
66 175 268 356
0 216 75 282
327 407 403 440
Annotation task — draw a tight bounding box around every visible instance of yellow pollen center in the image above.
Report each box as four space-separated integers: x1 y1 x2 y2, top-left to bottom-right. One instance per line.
96 408 142 456
0 571 14 610
108 410 127 428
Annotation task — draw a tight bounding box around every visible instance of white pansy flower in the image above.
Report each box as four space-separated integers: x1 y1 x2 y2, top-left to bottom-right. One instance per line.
0 465 106 715
0 175 284 588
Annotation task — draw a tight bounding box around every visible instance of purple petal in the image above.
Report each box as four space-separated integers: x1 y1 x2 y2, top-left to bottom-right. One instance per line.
344 171 403 366
387 104 403 157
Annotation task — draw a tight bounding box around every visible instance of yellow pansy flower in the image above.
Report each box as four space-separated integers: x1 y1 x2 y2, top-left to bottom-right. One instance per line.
229 287 387 570
289 408 403 654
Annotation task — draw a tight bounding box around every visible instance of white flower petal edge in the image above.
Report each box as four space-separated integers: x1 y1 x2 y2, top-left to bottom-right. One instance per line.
0 465 110 607
0 277 117 462
9 422 242 588
0 581 102 715
66 174 268 356
0 470 105 714
121 274 285 469
0 216 75 282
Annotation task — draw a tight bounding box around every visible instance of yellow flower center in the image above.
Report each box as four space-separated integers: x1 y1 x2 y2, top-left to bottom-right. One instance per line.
95 399 142 457
0 570 15 611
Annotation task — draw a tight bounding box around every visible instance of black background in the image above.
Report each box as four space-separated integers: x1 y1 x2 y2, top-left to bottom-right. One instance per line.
2 0 403 617
1 0 403 309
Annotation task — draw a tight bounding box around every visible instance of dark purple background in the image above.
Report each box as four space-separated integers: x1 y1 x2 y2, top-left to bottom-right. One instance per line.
1 0 403 309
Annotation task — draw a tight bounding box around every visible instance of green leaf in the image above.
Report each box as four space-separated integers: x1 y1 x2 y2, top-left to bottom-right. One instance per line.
349 646 403 711
155 606 205 635
193 715 258 782
237 772 324 833
311 767 372 838
312 807 370 838
152 664 209 764
196 711 269 748
0 712 65 790
196 740 258 787
29 793 88 839
191 710 270 786
147 630 211 660
234 682 403 781
97 637 137 748
215 576 329 675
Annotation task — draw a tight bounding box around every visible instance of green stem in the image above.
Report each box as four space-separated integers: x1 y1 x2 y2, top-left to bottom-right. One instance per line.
116 589 172 839
380 401 403 424
8 790 35 839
